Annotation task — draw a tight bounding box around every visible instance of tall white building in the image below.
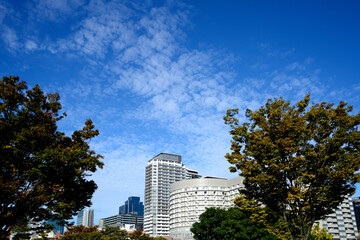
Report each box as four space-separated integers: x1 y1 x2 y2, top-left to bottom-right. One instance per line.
144 153 200 236
76 209 94 227
169 176 244 240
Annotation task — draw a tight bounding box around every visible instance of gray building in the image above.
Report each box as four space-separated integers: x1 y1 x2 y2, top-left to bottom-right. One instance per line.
319 197 358 240
169 176 244 240
100 213 144 230
144 153 200 236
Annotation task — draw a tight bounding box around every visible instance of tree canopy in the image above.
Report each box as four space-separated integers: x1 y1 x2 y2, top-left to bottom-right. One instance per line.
61 226 167 240
224 94 360 239
0 76 104 238
190 207 277 240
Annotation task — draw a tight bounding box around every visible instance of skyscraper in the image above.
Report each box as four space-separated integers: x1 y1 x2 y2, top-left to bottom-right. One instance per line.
319 197 358 239
119 196 144 216
76 209 94 227
352 196 360 231
144 153 200 236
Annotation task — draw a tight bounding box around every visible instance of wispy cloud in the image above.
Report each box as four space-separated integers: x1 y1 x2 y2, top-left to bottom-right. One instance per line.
1 26 19 51
28 0 85 22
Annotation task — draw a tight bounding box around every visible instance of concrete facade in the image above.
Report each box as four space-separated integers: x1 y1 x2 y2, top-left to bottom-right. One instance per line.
169 176 244 240
144 153 200 236
319 197 358 240
99 213 144 230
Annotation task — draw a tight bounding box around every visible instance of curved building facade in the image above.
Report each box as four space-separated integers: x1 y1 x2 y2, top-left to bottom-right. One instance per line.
169 176 244 240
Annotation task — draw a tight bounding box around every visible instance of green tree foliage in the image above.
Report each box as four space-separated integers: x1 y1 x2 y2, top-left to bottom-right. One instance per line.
224 94 360 240
61 226 167 240
190 207 277 240
234 195 290 240
0 76 104 238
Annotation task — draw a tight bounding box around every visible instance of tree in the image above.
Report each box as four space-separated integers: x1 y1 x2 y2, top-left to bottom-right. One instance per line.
224 94 360 239
234 195 290 240
190 207 277 240
310 223 333 240
0 76 104 238
61 226 167 240
62 225 103 240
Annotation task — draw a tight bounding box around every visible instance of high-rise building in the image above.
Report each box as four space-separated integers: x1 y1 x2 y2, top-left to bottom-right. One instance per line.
144 153 200 236
319 197 358 240
76 209 94 227
169 176 244 240
352 196 360 231
76 210 84 226
119 196 144 216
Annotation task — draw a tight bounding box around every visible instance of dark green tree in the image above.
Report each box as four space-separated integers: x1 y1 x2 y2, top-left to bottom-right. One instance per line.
0 76 104 238
190 207 277 240
224 94 360 239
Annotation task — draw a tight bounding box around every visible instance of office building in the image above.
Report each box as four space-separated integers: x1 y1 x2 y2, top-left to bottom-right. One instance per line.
169 176 244 240
46 220 65 236
352 196 360 232
76 209 94 227
119 196 144 216
100 196 144 230
144 153 200 236
319 197 358 240
99 213 144 230
76 210 84 226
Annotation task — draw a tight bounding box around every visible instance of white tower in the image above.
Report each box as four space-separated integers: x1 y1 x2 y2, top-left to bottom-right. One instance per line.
144 153 200 236
77 209 94 227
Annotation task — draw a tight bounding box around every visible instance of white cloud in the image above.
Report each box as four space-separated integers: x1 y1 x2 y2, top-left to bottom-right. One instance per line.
30 0 85 22
0 2 8 24
89 136 155 219
24 39 38 51
1 26 19 51
286 62 305 71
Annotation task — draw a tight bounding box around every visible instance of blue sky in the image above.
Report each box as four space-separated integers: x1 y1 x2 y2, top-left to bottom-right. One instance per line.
1 0 360 224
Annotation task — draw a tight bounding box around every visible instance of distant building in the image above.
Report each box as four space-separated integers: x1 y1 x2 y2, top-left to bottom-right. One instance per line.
144 153 201 236
169 176 244 240
99 213 144 230
319 197 358 240
186 169 201 179
76 210 84 226
10 220 65 239
119 196 144 216
100 196 145 230
77 209 94 227
46 220 65 236
352 196 360 231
